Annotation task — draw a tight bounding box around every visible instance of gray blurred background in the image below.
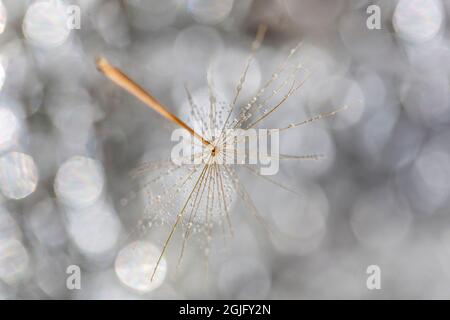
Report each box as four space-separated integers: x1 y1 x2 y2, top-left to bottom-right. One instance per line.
0 0 450 299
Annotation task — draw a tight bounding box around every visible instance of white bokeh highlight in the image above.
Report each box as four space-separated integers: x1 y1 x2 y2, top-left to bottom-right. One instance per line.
394 0 444 43
0 0 6 34
0 108 19 152
22 0 71 48
0 239 29 285
54 156 104 208
0 152 38 200
66 201 121 258
115 241 167 293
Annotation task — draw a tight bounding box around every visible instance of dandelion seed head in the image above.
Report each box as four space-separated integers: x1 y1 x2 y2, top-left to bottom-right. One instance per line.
211 48 262 104
106 25 352 278
136 157 236 231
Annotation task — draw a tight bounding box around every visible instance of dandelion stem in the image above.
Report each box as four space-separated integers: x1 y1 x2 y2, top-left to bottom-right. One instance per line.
96 57 212 147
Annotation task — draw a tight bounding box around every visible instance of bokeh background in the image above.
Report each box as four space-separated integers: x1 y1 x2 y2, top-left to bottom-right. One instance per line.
0 0 450 299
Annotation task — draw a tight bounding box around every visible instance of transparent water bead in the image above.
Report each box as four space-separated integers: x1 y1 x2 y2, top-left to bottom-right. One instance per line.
54 156 104 208
0 152 38 200
115 241 167 293
22 0 71 48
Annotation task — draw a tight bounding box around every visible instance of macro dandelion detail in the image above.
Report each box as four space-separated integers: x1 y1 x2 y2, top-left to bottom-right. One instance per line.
97 25 347 280
0 0 448 302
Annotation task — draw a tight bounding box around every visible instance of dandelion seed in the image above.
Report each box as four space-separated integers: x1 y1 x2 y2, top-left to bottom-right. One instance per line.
96 24 351 281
